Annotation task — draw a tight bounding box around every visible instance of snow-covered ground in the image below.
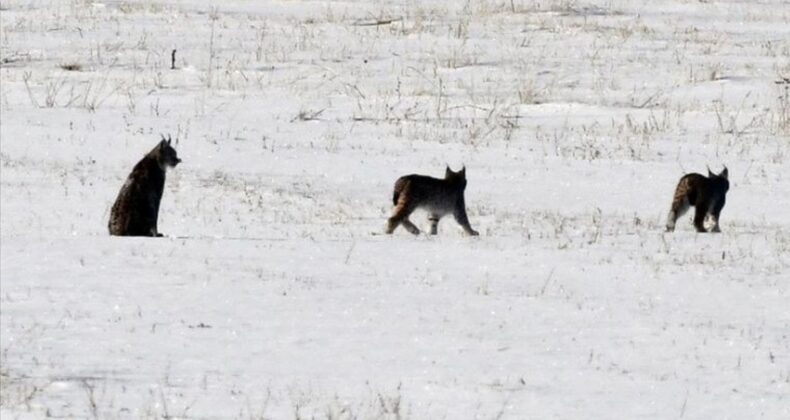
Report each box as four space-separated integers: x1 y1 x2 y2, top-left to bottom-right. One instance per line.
1 0 789 418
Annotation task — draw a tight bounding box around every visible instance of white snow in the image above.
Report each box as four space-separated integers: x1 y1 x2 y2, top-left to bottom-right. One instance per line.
1 0 788 418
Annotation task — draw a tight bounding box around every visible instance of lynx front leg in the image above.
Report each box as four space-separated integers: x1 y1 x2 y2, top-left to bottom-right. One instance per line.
147 215 162 237
692 206 707 233
148 192 164 237
453 207 479 236
709 217 721 233
708 197 726 233
428 214 440 235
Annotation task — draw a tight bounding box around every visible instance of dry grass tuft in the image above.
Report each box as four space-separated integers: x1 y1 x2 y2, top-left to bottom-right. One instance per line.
59 62 83 72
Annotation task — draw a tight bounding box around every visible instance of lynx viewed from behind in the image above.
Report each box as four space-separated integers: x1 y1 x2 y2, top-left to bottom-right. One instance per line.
666 166 729 233
386 166 479 236
108 135 181 237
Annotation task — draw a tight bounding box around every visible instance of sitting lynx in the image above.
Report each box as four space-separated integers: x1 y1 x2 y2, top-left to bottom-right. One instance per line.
386 166 479 236
665 166 729 233
108 135 181 237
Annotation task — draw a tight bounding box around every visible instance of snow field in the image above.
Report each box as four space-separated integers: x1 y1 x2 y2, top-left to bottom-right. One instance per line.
1 0 789 418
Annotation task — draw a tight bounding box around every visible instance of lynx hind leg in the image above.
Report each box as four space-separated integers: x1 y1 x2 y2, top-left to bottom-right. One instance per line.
692 206 707 233
666 179 692 232
386 195 420 235
401 218 421 235
665 197 690 232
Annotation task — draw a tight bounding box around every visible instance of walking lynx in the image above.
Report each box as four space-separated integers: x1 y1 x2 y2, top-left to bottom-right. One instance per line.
109 135 181 237
666 166 729 233
386 166 479 236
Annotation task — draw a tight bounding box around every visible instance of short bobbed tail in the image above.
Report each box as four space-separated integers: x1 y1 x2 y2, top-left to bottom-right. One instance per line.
392 177 407 205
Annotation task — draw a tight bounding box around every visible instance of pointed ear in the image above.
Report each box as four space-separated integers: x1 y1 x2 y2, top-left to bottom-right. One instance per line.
460 165 466 177
707 165 714 178
445 165 453 178
719 166 728 179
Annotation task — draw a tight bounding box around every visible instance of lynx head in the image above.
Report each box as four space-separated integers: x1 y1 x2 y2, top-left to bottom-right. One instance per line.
707 165 729 192
156 135 181 169
445 165 467 189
